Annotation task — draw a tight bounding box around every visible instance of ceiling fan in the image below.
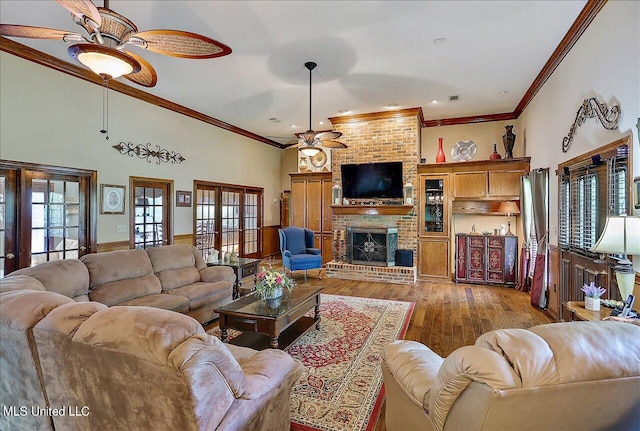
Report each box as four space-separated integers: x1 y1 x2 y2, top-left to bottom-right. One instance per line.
288 61 347 156
0 0 231 87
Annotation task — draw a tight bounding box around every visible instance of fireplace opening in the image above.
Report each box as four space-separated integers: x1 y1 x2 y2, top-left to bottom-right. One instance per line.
346 227 398 267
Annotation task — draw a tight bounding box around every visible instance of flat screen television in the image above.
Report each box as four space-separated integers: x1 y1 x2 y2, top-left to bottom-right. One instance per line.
341 161 404 199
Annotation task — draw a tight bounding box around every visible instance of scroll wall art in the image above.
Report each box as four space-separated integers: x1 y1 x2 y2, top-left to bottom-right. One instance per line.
562 97 621 153
112 142 186 165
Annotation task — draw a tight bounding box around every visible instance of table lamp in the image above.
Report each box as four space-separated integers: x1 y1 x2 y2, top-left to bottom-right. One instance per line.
591 215 640 301
498 201 519 235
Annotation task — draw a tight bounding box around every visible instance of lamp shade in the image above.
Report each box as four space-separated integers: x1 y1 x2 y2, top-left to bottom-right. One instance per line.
299 146 320 157
498 201 519 215
591 216 640 255
68 44 141 79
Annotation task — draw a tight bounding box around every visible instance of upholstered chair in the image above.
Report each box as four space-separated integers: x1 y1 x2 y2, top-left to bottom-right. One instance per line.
278 226 322 280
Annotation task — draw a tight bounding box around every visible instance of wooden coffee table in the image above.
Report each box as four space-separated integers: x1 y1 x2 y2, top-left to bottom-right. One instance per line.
214 286 323 350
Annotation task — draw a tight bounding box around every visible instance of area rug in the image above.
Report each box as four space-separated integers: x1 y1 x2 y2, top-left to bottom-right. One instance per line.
208 294 414 431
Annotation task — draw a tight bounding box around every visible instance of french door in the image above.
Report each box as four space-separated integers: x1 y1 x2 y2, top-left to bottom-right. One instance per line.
130 177 173 249
0 161 96 277
194 181 262 260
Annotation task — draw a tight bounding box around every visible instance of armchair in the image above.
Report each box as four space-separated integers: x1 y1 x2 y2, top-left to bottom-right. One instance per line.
278 226 322 280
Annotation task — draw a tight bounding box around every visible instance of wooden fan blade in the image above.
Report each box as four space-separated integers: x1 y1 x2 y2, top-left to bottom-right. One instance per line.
322 141 348 149
122 51 158 88
129 30 232 59
285 143 303 150
316 131 342 141
56 0 102 26
0 24 80 40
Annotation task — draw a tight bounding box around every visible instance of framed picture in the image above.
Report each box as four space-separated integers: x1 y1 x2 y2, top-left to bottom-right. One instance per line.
634 177 640 209
176 190 192 207
100 184 125 214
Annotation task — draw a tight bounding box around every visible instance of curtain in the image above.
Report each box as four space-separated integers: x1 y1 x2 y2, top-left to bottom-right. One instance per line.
516 176 532 292
529 168 549 309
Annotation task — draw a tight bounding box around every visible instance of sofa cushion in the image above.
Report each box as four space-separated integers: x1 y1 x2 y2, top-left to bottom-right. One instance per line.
117 293 190 314
168 281 230 310
88 273 162 306
156 267 201 292
147 245 203 291
81 249 157 287
8 259 89 300
1 274 46 293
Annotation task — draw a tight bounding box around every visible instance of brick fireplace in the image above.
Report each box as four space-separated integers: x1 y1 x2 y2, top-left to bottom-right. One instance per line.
325 108 421 284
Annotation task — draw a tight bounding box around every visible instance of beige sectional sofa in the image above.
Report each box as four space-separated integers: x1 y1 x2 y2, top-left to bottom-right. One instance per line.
0 284 303 431
382 321 640 431
6 244 235 324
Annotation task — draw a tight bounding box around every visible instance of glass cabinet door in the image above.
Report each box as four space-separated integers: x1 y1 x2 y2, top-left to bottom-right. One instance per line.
419 174 449 236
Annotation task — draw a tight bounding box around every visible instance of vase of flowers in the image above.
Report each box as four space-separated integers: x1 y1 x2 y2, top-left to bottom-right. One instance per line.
255 265 295 300
581 282 605 311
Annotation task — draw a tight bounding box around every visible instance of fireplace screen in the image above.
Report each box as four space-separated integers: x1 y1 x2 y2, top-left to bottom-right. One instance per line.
346 227 398 267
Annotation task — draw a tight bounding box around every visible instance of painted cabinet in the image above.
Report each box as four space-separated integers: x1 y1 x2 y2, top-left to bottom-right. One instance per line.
455 234 518 286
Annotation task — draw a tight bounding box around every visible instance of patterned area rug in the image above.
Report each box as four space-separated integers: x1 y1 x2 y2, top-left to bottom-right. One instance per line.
208 294 414 431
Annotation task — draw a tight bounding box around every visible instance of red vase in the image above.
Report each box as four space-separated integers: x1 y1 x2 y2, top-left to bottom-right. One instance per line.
489 143 502 160
436 137 446 163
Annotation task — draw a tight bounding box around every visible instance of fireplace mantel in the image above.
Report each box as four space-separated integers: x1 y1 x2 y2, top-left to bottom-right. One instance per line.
330 205 414 216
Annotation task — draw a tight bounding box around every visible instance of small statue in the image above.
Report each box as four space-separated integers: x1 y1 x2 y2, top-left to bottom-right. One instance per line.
207 249 219 264
229 249 239 263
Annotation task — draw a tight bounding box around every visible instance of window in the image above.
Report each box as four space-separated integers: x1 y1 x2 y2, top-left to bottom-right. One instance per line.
558 143 629 257
130 177 173 249
0 160 96 277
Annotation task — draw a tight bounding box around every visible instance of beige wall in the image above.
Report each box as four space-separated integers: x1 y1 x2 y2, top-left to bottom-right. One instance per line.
0 53 284 244
519 0 639 268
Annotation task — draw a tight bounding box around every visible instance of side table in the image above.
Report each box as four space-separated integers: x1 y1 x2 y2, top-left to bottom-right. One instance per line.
564 301 612 321
208 257 261 299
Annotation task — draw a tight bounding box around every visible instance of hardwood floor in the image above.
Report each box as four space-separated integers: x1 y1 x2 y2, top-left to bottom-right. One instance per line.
230 267 555 431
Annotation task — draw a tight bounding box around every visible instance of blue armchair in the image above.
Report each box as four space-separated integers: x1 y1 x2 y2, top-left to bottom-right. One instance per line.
278 226 322 280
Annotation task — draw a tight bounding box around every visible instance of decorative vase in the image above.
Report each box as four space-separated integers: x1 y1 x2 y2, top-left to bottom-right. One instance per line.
298 157 309 172
229 250 239 264
489 143 502 160
502 125 516 159
262 286 283 300
584 297 600 311
207 249 219 264
224 251 231 262
435 137 446 163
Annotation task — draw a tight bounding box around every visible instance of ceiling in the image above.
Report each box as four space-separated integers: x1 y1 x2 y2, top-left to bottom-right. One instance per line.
0 1 589 146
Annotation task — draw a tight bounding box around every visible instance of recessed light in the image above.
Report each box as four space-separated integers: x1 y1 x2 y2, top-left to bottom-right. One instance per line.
386 103 399 109
434 37 447 44
431 100 438 104
338 110 350 115
499 90 508 95
319 121 324 125
291 125 297 128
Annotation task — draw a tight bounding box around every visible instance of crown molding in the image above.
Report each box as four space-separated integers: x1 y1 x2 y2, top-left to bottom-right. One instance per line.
0 36 284 149
328 107 423 125
423 112 517 128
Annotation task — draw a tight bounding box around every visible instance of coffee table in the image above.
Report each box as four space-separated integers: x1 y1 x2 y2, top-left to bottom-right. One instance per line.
214 286 323 350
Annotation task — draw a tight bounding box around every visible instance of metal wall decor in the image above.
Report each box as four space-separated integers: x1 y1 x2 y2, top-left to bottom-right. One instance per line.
562 97 621 152
112 142 185 164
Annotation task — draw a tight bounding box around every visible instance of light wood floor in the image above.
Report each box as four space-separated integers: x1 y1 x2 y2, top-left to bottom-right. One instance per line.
232 268 555 431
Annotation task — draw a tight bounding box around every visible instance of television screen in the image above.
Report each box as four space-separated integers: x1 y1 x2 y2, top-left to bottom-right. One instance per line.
341 161 404 199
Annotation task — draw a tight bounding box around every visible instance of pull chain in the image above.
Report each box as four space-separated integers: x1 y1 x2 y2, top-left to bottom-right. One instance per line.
100 77 109 140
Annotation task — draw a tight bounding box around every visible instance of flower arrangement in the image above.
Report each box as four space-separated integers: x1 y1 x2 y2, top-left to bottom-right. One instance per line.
580 282 606 298
254 264 295 300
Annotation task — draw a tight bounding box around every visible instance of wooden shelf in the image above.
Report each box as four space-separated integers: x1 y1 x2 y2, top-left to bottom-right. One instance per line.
330 205 414 215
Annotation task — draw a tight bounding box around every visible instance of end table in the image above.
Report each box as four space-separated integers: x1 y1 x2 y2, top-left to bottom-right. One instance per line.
208 257 261 299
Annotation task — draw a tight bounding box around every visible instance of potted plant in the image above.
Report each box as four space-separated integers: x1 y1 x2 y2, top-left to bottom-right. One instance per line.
255 264 295 300
581 282 606 311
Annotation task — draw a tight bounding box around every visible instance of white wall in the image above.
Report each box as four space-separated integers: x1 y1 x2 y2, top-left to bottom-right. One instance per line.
518 0 639 243
0 53 284 244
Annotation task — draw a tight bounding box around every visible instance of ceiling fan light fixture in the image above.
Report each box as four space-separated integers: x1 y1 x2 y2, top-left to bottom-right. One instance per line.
299 146 321 157
68 44 141 79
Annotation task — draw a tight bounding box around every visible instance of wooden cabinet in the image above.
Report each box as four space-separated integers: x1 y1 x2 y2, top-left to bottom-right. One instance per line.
418 238 450 279
290 172 333 263
418 174 451 279
488 170 526 197
455 234 518 286
453 172 487 198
